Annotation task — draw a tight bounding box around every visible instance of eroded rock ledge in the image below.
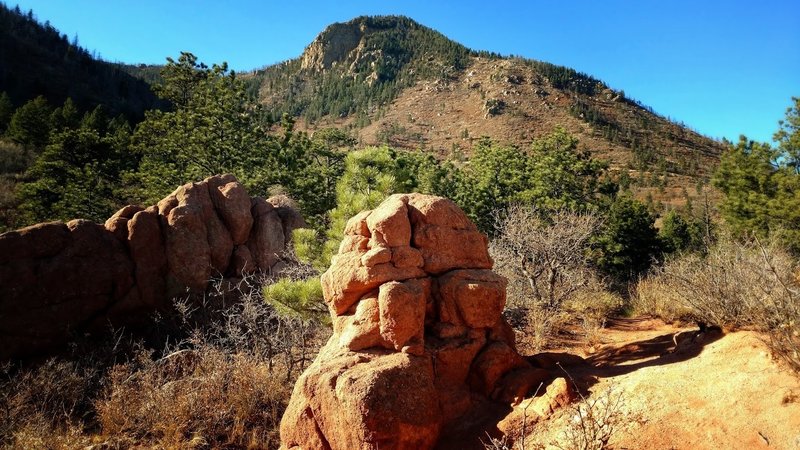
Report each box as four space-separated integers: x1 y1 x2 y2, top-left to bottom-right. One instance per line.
280 193 553 450
0 174 303 360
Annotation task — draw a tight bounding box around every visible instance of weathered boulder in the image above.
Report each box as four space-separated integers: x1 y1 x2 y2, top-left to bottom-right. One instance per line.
0 174 303 360
280 193 549 450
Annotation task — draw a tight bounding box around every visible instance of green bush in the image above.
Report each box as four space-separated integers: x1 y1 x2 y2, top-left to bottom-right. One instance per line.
264 278 327 322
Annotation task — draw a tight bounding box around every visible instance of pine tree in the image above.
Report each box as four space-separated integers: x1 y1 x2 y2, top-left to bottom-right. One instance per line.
6 96 52 151
0 92 13 133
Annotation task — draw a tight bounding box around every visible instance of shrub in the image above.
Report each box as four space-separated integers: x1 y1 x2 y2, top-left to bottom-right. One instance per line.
0 139 30 174
491 205 617 351
556 385 627 450
635 236 800 372
0 358 98 448
630 276 693 322
95 345 290 448
565 287 624 346
0 272 327 447
264 277 327 322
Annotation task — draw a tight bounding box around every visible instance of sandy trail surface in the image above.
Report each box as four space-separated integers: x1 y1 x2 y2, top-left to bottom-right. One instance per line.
520 317 800 449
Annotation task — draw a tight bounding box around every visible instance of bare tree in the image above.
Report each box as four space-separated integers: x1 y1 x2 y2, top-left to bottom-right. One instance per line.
491 205 601 309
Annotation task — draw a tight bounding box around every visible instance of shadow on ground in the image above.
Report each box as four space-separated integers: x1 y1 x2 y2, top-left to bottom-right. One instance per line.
435 317 725 449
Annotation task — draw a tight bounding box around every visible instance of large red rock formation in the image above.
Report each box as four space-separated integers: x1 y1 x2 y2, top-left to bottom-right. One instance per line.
280 193 549 450
0 174 304 360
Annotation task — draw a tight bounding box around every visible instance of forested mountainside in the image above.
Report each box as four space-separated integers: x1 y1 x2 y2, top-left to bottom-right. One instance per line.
247 16 725 207
0 3 160 118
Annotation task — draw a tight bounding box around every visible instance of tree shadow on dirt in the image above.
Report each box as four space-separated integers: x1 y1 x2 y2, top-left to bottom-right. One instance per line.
437 319 725 449
532 318 725 392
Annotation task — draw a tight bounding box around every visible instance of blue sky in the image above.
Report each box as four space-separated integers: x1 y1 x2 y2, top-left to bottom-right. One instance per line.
8 0 799 143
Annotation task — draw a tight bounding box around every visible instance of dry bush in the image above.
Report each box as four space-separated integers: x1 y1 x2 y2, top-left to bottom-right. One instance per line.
565 287 624 346
0 140 30 175
635 236 800 372
0 358 98 448
492 206 614 350
1 270 327 448
492 206 601 310
555 385 627 450
95 344 290 448
638 237 796 329
630 276 693 322
95 273 326 448
483 434 514 450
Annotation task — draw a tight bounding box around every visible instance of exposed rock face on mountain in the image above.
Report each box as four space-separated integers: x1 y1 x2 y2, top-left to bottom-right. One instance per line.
300 21 363 71
0 174 304 360
280 193 555 450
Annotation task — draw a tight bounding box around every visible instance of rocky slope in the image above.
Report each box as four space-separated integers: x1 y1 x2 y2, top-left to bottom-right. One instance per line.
0 174 304 360
247 16 724 208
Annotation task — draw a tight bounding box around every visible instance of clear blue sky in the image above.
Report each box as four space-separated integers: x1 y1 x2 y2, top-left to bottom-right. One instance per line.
8 0 799 143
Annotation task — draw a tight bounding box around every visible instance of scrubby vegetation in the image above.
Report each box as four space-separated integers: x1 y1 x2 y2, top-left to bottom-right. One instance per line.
1 4 799 446
0 274 326 449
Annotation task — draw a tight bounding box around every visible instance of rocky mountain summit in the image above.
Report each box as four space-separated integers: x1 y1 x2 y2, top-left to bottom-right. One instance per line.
0 174 303 360
280 194 576 450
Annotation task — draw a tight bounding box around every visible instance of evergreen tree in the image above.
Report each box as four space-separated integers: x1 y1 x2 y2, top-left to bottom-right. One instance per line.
713 99 800 252
774 96 800 174
132 52 272 202
591 195 661 281
659 209 705 254
17 117 134 223
452 128 608 233
294 146 444 271
6 96 52 151
49 97 81 132
0 92 13 133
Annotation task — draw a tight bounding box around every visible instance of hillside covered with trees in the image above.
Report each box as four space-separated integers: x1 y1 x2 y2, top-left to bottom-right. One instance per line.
0 3 160 119
246 16 725 211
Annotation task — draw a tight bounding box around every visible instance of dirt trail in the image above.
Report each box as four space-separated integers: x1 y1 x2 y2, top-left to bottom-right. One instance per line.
522 317 800 449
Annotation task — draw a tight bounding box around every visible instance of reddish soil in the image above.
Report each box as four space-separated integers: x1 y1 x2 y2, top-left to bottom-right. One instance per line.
516 317 800 449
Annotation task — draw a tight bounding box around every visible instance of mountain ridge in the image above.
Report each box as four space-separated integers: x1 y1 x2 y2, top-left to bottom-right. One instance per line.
244 15 724 208
0 3 160 118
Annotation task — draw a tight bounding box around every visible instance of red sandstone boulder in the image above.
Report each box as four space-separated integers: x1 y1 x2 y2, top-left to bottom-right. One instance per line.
0 174 301 360
104 204 144 242
281 193 542 450
246 197 285 273
281 350 441 450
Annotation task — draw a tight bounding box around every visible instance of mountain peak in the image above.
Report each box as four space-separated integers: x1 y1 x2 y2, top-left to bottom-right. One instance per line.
300 19 364 71
299 16 466 74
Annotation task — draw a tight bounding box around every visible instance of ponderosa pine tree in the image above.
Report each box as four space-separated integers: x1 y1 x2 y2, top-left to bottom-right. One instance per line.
6 95 52 151
132 52 272 202
451 128 608 234
17 112 134 223
713 97 800 252
774 97 800 174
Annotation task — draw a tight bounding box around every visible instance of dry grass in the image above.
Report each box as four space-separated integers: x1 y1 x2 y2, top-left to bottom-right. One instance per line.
0 272 326 449
565 289 624 347
630 276 693 323
0 358 98 449
96 344 290 448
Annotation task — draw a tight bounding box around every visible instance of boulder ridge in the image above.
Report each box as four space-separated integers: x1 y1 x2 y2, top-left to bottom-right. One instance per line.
0 174 304 360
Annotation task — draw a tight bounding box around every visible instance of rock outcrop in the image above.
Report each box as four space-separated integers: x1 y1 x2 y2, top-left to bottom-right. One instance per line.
280 193 560 450
0 174 304 360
